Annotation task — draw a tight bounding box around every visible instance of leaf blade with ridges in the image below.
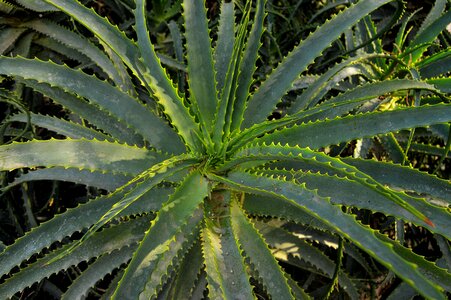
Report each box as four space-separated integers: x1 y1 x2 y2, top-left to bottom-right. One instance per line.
0 181 172 280
211 171 446 299
42 0 140 76
242 0 393 128
259 168 450 239
183 0 218 130
0 56 184 153
61 246 134 300
226 143 434 227
231 0 265 133
112 171 210 299
256 221 359 299
341 158 451 205
202 190 254 300
20 19 125 89
229 199 294 299
0 139 165 174
214 0 235 96
262 104 451 150
0 216 151 300
4 167 130 192
166 239 204 300
7 112 114 141
135 0 202 152
15 80 143 146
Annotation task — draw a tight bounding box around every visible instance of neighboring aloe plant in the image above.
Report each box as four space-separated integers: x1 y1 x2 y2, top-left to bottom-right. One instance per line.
0 0 450 299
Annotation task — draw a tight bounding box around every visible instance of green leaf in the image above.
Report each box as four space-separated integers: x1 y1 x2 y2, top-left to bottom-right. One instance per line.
20 19 126 90
227 143 435 227
15 80 143 145
0 57 184 153
231 0 265 133
229 199 294 299
166 240 204 300
202 190 254 300
0 183 172 279
408 9 451 63
418 50 451 78
214 1 235 95
259 168 450 238
256 221 359 299
4 167 130 191
288 54 390 113
15 0 58 12
0 216 151 300
386 282 418 300
263 104 451 149
0 139 165 174
212 1 252 150
416 0 447 37
7 112 114 141
242 0 393 128
42 0 140 76
112 171 210 299
211 171 446 299
0 28 27 55
183 0 218 130
63 155 198 260
341 158 451 205
61 246 134 300
135 0 202 152
427 77 451 93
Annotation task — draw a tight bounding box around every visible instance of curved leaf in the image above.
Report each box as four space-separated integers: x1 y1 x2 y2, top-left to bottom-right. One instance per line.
262 104 451 149
0 56 184 153
341 158 451 205
15 79 143 146
15 0 58 12
62 246 133 300
202 190 254 300
210 171 446 299
229 199 295 299
112 171 210 299
259 168 450 238
256 221 359 299
7 112 113 141
20 19 125 89
183 0 218 130
4 167 130 191
0 216 151 300
0 183 172 279
242 0 393 128
0 139 165 175
135 0 202 152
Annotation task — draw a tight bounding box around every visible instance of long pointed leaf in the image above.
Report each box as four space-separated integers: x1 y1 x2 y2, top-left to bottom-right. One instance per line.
0 139 165 174
262 104 451 149
7 112 113 141
183 0 218 130
135 0 202 152
229 199 295 299
0 216 150 300
0 57 184 153
210 171 447 299
202 190 254 300
112 171 209 299
214 1 235 95
231 0 265 133
15 80 143 146
242 0 393 128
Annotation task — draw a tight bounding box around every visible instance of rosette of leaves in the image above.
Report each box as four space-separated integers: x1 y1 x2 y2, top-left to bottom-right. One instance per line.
0 0 450 299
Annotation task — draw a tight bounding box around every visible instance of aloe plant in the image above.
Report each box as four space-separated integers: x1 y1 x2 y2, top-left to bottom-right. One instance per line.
0 0 450 299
